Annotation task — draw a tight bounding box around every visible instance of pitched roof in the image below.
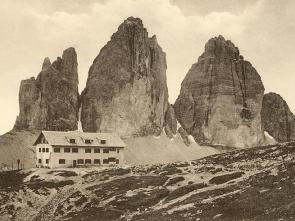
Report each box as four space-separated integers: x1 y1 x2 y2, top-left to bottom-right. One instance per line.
34 131 126 147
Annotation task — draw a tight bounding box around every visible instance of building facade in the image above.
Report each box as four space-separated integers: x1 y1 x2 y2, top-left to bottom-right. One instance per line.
34 131 126 168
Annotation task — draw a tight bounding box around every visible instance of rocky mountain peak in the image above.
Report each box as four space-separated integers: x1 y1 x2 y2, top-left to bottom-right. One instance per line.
261 92 295 142
81 17 168 137
61 47 78 78
174 36 265 148
42 57 51 71
14 47 79 131
202 35 240 60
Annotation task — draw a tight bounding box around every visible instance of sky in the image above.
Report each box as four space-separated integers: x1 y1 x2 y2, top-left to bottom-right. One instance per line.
0 0 294 135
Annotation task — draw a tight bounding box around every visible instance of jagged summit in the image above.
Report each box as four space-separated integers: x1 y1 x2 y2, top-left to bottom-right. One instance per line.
174 36 265 148
14 47 79 131
42 57 51 70
81 17 169 137
200 35 240 60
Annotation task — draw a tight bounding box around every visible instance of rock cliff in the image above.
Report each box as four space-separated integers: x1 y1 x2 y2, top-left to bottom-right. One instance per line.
174 35 265 148
14 48 79 131
81 17 169 137
261 92 295 142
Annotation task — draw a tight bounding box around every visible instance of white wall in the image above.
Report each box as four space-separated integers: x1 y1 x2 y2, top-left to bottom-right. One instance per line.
36 144 52 167
36 145 124 168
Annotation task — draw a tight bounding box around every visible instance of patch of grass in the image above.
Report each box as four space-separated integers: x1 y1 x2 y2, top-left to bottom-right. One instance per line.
209 172 245 185
166 176 185 186
109 187 169 212
48 170 78 177
0 170 29 190
27 180 74 190
165 183 207 202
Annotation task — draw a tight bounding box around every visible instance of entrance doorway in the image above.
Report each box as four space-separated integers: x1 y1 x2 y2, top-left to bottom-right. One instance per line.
73 160 77 168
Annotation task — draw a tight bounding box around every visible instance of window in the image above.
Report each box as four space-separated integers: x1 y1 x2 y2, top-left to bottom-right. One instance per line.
85 148 91 153
59 159 66 164
101 140 106 144
45 159 49 164
72 148 78 153
85 159 91 164
69 139 76 144
39 148 41 152
38 159 42 163
77 159 84 164
117 149 120 154
94 159 100 164
42 148 45 152
54 148 60 153
116 159 119 164
103 159 108 164
64 148 71 153
85 139 92 144
46 148 49 153
110 148 116 152
94 148 100 153
108 157 116 162
103 149 109 153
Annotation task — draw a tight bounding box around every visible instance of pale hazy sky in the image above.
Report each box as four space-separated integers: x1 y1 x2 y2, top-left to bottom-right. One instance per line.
0 0 294 135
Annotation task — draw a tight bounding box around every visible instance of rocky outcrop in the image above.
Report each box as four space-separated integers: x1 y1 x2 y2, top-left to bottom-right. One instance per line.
14 48 79 131
81 17 168 137
261 92 295 142
174 35 265 148
164 104 177 138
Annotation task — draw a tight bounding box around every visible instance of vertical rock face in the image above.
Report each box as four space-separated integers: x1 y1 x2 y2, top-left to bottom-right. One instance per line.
81 17 168 137
174 35 265 148
261 92 295 142
14 47 79 131
164 104 178 138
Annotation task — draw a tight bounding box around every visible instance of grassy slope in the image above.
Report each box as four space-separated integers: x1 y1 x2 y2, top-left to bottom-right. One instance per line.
1 142 295 220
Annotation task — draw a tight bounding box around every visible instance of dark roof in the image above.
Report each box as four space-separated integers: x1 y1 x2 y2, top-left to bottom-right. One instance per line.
34 131 126 147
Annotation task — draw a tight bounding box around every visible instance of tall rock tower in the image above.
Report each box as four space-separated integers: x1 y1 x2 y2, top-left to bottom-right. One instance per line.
14 48 79 131
81 17 169 137
174 35 265 148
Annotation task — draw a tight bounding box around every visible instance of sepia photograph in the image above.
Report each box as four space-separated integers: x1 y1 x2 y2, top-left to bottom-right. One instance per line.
0 0 295 220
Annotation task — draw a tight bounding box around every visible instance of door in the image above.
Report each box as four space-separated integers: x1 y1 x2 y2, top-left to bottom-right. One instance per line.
73 160 77 168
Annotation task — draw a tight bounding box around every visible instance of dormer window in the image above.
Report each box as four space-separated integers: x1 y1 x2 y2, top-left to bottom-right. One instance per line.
69 139 76 144
85 139 92 144
101 140 106 145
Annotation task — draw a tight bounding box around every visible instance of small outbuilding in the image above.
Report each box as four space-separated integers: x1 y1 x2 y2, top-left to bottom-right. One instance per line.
33 131 126 168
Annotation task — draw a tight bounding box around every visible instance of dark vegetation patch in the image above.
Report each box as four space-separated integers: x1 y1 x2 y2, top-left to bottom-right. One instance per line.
86 176 168 200
54 191 87 217
64 204 123 221
152 164 182 175
166 176 185 186
82 168 131 180
165 183 207 202
109 187 169 212
209 172 245 185
47 170 78 177
0 170 29 190
27 180 74 190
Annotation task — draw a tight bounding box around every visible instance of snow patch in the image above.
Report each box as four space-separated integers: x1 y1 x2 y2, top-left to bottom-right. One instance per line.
77 107 82 131
188 135 196 143
176 120 181 130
